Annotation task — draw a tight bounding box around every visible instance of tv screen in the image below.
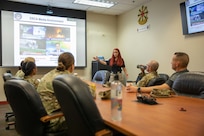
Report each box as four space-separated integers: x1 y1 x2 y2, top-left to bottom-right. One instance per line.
181 0 204 34
1 10 86 67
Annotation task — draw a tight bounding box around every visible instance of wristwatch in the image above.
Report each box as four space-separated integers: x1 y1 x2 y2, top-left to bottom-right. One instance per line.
137 87 141 93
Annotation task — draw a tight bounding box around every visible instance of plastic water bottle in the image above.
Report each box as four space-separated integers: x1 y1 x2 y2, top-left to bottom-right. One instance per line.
111 74 123 121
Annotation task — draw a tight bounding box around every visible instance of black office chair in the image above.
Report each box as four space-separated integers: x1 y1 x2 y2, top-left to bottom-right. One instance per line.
53 75 112 136
158 73 169 81
2 72 13 82
172 72 204 98
92 70 110 84
2 72 16 130
145 73 169 87
4 79 67 136
3 73 15 120
146 77 166 87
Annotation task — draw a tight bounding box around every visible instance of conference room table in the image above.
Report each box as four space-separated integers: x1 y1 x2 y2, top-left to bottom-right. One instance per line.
93 83 204 136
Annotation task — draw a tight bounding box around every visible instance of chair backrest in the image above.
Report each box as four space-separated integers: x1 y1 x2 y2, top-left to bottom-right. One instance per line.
158 73 169 81
172 72 204 98
2 72 22 82
146 77 166 87
146 73 169 87
2 73 13 82
53 75 106 136
4 79 48 136
92 70 110 84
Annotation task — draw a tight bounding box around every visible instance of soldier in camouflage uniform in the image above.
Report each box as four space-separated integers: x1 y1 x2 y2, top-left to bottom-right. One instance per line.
136 60 159 87
21 61 39 89
37 52 75 132
126 52 189 93
15 57 35 78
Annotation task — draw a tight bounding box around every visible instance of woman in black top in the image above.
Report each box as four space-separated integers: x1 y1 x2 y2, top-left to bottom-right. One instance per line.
93 48 128 85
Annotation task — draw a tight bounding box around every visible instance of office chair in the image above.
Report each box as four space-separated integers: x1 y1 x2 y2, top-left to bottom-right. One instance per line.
2 72 13 82
3 73 15 120
145 73 169 87
172 72 204 99
4 79 67 136
158 73 169 81
2 72 16 130
53 75 112 136
92 70 110 84
146 77 166 87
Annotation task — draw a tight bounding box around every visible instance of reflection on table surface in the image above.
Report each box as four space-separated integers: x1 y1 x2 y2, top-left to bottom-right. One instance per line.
94 83 204 136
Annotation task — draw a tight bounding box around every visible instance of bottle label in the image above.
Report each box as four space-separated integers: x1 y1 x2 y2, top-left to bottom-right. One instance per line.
111 98 122 111
111 80 123 121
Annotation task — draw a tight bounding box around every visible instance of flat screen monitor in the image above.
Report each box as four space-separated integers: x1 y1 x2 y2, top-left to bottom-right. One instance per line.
184 0 204 34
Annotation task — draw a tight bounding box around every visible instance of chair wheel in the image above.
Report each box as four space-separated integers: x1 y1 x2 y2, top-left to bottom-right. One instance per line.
5 126 10 130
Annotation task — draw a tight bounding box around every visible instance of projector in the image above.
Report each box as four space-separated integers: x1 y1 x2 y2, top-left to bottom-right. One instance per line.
46 5 53 14
46 9 53 14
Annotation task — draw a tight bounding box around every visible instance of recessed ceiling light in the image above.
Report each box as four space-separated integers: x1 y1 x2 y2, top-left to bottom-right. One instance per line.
73 0 116 8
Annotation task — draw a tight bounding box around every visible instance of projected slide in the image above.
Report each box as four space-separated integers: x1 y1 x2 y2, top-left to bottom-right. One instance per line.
13 12 76 66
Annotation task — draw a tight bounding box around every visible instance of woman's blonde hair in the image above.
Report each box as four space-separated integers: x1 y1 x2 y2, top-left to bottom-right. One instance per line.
24 57 35 63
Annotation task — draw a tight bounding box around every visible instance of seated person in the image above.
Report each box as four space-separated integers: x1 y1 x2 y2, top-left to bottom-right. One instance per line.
37 52 74 132
126 52 189 94
21 61 40 89
15 57 35 78
136 60 159 87
15 60 24 78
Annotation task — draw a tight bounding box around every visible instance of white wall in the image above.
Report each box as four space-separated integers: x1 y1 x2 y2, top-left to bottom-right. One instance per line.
1 0 204 101
117 0 204 81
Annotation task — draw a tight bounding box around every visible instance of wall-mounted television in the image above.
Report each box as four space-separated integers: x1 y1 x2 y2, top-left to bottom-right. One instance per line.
0 0 87 67
180 0 204 35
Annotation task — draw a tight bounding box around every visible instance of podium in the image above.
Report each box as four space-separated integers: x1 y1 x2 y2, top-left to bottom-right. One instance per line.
91 61 111 79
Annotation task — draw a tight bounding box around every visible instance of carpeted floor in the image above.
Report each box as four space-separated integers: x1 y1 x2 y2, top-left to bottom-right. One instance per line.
0 104 19 136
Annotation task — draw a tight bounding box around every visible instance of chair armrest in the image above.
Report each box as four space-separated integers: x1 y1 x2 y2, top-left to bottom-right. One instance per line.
40 112 64 123
95 129 112 136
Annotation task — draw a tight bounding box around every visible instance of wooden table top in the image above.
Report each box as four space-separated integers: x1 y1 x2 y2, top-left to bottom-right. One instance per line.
94 83 204 136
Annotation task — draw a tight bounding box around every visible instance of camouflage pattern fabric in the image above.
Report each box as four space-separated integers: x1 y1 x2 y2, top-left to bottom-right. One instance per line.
88 85 96 99
150 89 176 98
24 75 40 89
37 69 70 132
109 72 125 86
137 71 158 87
98 89 111 99
37 69 70 113
15 70 24 78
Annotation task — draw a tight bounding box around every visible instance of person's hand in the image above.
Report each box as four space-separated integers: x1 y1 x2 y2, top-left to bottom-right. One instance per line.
126 84 137 93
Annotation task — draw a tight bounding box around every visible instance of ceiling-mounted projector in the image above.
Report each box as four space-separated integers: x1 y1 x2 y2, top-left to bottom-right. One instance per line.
46 5 53 14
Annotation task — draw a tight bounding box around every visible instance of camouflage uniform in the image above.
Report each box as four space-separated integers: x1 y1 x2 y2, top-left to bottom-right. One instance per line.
136 71 158 87
24 76 40 90
15 70 24 79
109 72 124 85
37 69 70 132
